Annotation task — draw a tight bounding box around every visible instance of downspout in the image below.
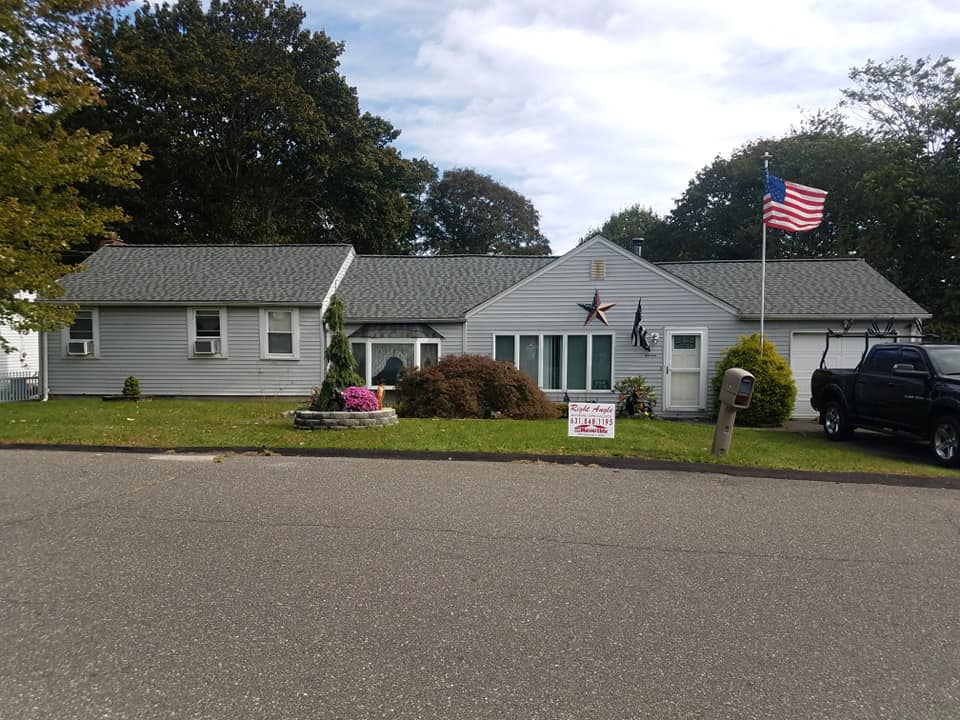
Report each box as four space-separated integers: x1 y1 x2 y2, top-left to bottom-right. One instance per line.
39 329 48 401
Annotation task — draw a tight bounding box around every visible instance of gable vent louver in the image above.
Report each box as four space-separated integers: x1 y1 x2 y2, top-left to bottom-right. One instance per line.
590 260 606 280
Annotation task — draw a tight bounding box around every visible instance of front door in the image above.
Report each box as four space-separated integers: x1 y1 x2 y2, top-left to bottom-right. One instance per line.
665 329 706 410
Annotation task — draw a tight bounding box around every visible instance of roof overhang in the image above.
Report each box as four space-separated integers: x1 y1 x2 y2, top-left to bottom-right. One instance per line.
346 316 465 324
739 312 932 320
45 300 324 307
349 323 445 339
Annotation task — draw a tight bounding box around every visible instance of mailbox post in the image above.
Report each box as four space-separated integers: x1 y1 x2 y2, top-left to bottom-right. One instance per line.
711 368 756 456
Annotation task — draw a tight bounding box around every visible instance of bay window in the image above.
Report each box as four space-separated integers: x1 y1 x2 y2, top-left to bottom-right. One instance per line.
350 339 441 387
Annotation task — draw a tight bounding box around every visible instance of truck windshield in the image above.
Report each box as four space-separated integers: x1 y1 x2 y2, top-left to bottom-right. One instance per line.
925 347 960 375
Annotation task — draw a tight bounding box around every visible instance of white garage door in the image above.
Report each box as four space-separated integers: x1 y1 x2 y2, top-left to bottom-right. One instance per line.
790 333 878 418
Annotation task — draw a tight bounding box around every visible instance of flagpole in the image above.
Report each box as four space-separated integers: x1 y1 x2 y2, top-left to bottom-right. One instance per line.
760 152 771 360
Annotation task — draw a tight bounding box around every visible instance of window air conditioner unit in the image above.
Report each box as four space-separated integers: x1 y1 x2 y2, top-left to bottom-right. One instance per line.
67 340 93 356
194 338 221 355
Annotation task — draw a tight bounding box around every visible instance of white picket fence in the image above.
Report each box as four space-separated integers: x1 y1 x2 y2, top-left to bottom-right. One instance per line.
0 370 40 402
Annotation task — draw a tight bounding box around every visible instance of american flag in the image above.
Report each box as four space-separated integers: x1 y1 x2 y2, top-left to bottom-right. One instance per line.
763 174 827 232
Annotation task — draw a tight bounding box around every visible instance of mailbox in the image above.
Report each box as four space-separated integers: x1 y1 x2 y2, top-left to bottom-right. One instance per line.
718 368 756 409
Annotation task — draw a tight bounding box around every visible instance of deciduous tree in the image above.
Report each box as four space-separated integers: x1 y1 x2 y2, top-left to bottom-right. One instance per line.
78 0 430 252
420 168 551 255
580 205 665 254
646 112 885 262
841 56 960 326
0 0 146 351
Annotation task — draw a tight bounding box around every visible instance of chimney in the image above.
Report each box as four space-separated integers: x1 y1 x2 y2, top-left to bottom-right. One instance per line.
631 237 643 256
99 232 126 248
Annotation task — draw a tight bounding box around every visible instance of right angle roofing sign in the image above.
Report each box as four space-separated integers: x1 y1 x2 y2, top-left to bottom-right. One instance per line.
568 402 616 439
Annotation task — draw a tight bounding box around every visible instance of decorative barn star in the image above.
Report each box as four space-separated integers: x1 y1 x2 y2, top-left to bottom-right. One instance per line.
578 290 616 326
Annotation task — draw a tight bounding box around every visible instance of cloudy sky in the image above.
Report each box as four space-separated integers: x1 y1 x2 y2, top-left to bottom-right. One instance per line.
300 0 960 254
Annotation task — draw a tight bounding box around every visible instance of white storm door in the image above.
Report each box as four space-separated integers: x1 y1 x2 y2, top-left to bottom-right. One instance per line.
665 329 707 410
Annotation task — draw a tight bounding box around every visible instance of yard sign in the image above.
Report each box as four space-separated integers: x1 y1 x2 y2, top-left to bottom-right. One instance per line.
568 402 616 439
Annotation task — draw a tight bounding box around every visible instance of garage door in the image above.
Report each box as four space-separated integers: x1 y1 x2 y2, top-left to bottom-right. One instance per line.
790 333 878 418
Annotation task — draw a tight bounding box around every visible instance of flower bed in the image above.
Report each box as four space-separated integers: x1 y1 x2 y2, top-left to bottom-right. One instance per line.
293 408 398 430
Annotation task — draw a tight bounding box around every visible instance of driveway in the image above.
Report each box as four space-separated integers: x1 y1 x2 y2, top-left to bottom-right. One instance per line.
776 417 940 466
1 449 959 719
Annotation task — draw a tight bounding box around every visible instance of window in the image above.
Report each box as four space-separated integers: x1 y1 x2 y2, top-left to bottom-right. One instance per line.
187 308 228 358
861 347 899 374
898 348 926 371
519 335 539 380
64 308 99 357
591 335 613 390
70 311 94 342
926 346 960 375
567 335 587 390
259 309 299 359
495 336 515 363
590 260 606 280
351 342 366 379
494 333 614 391
350 339 442 387
542 335 563 389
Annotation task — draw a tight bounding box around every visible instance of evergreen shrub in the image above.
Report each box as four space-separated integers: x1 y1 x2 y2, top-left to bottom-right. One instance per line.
397 354 559 419
315 294 363 410
711 333 796 426
122 376 141 399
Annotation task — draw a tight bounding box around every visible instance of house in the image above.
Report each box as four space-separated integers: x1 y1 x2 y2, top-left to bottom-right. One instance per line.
45 235 929 418
1 292 40 374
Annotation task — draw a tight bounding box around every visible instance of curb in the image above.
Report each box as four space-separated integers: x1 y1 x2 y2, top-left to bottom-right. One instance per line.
1 443 958 491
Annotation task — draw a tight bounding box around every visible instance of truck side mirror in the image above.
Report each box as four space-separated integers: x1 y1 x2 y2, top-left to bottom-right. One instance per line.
892 363 929 378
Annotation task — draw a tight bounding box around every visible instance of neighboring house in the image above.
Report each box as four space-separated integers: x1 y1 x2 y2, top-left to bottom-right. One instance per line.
1 292 40 375
46 236 929 418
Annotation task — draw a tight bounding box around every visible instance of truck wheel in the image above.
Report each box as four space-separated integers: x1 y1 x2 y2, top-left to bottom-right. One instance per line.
931 416 960 468
822 401 853 441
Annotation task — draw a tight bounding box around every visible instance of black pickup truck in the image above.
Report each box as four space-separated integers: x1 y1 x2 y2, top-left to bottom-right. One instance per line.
810 343 960 467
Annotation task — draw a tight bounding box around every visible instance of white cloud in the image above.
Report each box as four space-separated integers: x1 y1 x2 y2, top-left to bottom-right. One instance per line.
302 0 960 252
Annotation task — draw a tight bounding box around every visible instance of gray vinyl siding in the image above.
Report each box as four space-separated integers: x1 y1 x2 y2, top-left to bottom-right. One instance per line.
465 243 741 412
47 306 324 396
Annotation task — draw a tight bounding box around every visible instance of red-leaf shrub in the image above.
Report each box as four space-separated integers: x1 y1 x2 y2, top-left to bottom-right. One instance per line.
397 354 559 419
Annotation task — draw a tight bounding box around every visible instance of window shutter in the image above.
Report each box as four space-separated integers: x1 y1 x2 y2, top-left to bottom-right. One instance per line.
590 260 605 280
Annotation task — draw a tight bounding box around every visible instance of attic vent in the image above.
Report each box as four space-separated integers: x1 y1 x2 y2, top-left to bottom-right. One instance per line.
590 260 606 280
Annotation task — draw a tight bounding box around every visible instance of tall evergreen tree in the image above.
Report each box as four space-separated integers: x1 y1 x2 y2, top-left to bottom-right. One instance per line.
315 294 362 410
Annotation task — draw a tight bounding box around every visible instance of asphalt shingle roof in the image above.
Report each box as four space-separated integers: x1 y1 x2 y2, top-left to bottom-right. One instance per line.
54 245 928 321
337 255 556 320
659 258 929 317
56 245 354 304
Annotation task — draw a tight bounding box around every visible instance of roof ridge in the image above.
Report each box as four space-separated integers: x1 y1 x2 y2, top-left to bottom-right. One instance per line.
354 254 557 259
101 243 354 249
658 257 863 265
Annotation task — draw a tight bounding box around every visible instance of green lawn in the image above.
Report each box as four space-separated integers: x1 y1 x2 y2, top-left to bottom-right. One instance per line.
0 398 954 478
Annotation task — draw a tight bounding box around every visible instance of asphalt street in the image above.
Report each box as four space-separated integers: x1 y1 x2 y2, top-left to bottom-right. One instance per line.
0 449 958 719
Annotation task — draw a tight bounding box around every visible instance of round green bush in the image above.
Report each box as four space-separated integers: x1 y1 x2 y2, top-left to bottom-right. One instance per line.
711 334 796 426
122 375 141 399
397 354 559 419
